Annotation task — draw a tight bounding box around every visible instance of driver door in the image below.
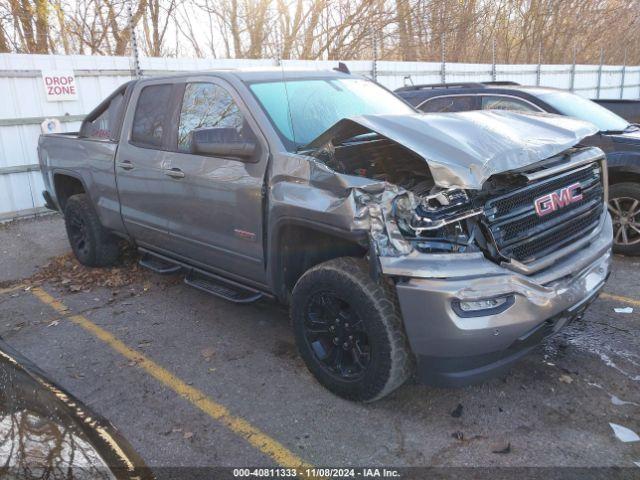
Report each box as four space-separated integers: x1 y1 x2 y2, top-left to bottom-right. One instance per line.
160 78 269 284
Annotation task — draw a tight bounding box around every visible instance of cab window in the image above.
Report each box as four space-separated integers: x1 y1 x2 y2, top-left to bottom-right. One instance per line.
177 83 245 153
131 84 173 148
481 96 538 112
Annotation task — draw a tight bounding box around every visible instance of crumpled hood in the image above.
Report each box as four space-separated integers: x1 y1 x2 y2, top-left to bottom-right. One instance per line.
307 110 598 189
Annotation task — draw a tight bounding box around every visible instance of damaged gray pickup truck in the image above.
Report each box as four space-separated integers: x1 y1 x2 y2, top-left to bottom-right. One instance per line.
38 69 613 401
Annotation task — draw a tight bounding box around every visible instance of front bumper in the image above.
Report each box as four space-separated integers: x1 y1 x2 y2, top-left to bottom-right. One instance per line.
385 211 613 387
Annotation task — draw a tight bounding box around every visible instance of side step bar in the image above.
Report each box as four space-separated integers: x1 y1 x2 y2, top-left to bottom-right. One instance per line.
137 248 265 304
184 271 263 304
139 253 182 274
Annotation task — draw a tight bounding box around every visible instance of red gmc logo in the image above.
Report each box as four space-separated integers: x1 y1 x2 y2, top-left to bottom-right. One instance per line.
534 182 583 217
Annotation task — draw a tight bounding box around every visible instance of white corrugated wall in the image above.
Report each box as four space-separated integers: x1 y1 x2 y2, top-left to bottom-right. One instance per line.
1 53 639 221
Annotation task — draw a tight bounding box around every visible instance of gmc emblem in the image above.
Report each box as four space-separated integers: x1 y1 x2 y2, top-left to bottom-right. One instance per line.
534 182 583 217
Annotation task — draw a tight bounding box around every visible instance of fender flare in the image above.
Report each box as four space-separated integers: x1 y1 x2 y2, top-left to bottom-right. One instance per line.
50 168 91 210
266 216 369 302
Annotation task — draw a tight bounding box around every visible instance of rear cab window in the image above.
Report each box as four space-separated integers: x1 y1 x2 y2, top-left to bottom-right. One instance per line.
81 90 125 141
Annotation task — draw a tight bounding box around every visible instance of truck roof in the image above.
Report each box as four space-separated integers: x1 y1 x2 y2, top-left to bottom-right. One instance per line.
135 68 353 85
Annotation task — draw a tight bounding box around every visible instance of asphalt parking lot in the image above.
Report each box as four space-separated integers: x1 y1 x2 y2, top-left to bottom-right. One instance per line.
1 214 639 475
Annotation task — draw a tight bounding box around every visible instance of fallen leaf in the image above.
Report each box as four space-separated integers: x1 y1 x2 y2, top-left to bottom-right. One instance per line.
559 374 573 384
24 248 148 293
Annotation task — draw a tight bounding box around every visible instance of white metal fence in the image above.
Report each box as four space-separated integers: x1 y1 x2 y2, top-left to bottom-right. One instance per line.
1 53 639 221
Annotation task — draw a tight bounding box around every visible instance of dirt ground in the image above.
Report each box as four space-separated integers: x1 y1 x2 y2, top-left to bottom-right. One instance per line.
1 214 639 477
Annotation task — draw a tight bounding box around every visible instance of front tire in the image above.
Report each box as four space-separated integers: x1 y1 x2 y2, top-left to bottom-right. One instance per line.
64 194 120 267
608 183 640 256
291 257 413 402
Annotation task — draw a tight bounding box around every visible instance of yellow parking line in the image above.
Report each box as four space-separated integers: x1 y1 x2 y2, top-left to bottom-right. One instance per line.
600 292 640 308
0 284 27 295
30 287 314 473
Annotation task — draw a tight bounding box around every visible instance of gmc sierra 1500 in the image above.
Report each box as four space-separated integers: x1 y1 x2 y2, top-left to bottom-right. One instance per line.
38 69 613 401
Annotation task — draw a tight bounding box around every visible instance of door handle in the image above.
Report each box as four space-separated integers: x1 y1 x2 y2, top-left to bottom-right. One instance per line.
164 167 185 179
117 160 134 170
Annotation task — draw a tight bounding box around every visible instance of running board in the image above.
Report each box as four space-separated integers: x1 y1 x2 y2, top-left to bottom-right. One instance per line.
138 253 182 274
184 270 263 304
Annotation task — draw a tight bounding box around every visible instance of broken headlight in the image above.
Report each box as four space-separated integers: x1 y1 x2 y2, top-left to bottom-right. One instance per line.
414 189 477 229
396 189 483 253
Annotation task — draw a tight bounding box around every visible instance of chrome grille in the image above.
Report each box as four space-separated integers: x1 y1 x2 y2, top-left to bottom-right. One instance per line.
484 161 604 264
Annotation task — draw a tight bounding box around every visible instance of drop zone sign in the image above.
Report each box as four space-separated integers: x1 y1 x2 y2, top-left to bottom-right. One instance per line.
42 71 78 101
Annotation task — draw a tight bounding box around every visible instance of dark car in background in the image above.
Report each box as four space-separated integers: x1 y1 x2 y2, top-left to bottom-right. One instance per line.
593 99 640 124
396 82 640 255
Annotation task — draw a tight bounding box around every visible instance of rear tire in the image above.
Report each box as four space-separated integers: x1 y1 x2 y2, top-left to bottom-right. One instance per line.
291 257 414 402
608 182 640 256
64 194 120 267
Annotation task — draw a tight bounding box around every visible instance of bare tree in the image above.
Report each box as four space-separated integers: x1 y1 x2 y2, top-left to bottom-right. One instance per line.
142 0 177 56
0 0 639 64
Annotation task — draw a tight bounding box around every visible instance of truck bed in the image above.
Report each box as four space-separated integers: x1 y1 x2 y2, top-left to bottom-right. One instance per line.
38 133 123 232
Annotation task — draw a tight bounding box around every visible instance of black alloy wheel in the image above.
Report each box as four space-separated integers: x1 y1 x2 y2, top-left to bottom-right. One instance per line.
303 291 371 381
291 257 413 402
63 194 121 267
67 213 91 259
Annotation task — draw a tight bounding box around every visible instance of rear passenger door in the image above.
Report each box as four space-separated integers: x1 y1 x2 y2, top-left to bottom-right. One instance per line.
418 95 479 113
115 81 179 248
160 77 269 284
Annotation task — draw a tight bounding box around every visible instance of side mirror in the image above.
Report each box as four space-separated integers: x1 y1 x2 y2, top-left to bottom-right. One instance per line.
190 127 256 159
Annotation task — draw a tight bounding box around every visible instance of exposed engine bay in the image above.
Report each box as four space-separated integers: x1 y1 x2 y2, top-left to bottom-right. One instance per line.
306 111 603 263
311 136 487 256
